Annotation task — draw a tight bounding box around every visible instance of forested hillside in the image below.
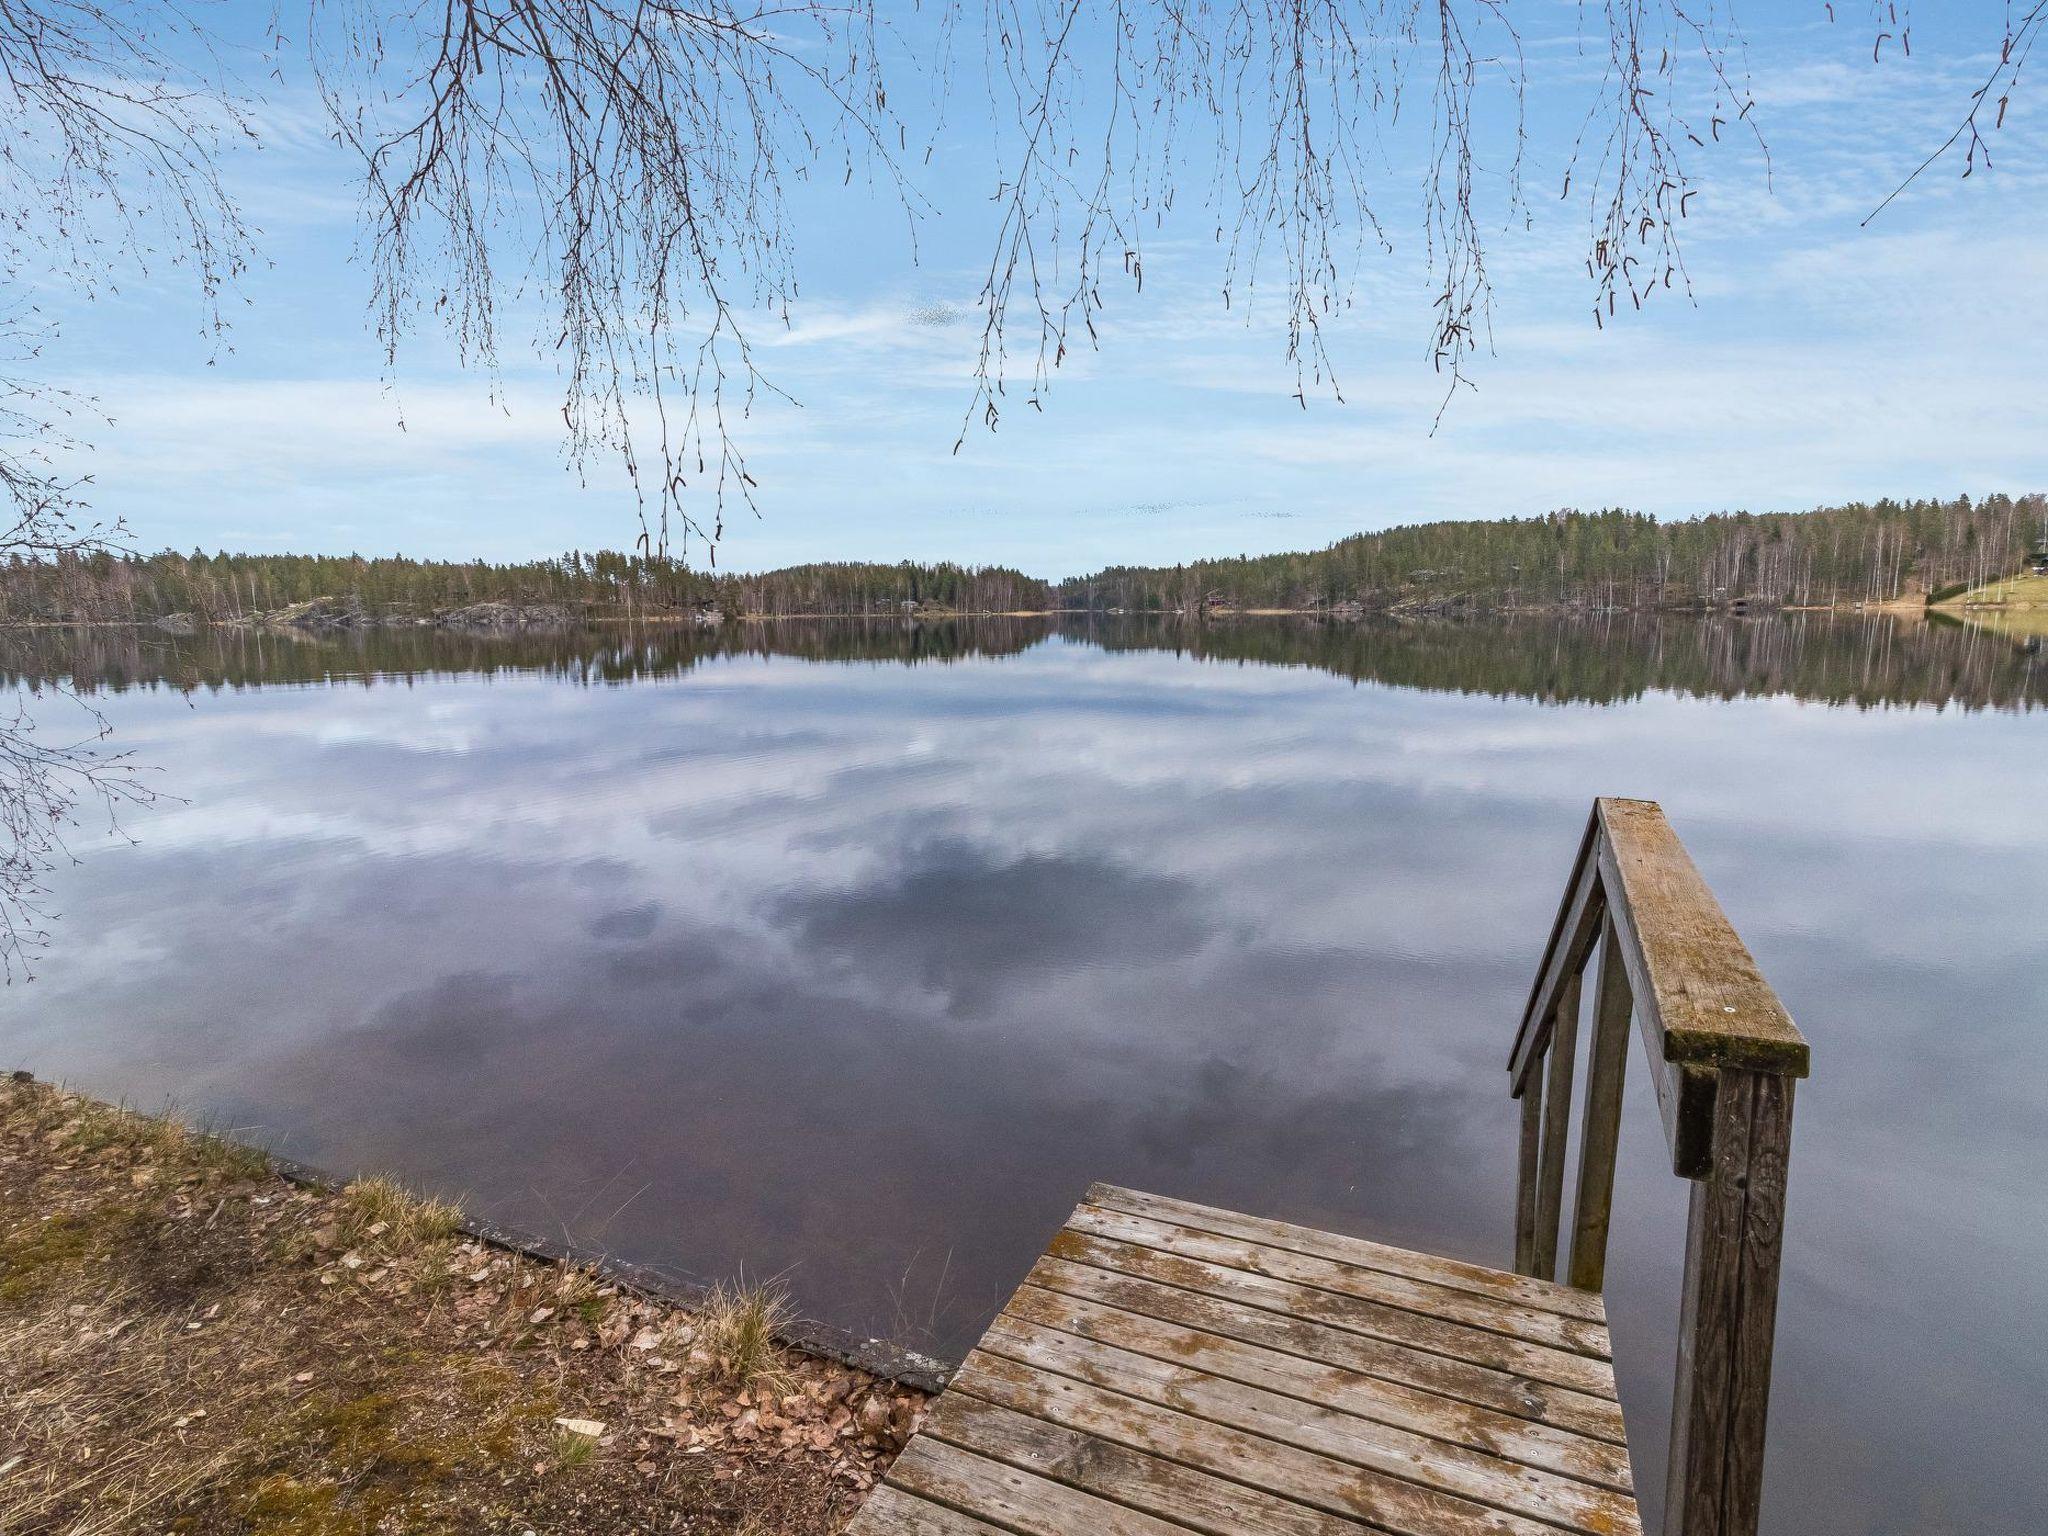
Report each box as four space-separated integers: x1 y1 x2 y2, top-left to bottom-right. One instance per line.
0 551 1053 624
1060 495 2048 612
1 495 2040 623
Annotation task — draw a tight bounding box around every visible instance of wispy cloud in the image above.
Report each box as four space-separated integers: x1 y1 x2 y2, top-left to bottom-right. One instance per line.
39 3 2048 569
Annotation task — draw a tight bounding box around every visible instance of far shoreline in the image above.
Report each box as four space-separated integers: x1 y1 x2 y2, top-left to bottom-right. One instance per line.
4 596 1961 634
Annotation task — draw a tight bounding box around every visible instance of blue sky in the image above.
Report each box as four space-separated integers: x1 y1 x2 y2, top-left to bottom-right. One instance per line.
42 3 2048 576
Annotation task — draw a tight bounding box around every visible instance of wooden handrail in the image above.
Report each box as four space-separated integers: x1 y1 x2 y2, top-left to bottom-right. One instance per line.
1510 799 1807 1175
1509 797 1809 1536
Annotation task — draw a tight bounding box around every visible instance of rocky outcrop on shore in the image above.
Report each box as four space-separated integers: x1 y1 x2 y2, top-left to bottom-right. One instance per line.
262 596 372 630
215 597 584 633
437 600 576 631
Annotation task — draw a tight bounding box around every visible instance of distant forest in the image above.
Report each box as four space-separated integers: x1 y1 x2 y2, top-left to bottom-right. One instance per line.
1 494 2041 624
1069 494 2048 613
0 551 1052 624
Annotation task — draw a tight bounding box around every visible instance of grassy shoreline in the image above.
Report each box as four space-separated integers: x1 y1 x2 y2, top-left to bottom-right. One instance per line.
0 1074 926 1534
1929 574 2048 640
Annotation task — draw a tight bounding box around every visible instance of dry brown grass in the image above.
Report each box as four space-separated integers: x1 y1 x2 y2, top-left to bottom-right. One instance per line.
337 1174 464 1249
698 1276 796 1392
0 1075 927 1534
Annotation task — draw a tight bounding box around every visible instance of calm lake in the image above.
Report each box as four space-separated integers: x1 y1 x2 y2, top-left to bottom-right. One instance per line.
3 613 2042 1534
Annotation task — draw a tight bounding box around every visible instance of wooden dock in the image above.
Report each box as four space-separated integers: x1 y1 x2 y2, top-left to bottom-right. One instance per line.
852 1183 1639 1536
851 800 1809 1536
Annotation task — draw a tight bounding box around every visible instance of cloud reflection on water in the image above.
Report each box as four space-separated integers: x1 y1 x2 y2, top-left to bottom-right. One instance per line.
1 619 2043 1534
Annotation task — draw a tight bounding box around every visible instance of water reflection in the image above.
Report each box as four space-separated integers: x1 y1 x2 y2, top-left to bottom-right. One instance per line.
6 607 2043 711
1 615 2043 1535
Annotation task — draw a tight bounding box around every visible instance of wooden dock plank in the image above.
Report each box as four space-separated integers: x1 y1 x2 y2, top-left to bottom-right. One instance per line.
847 1484 1014 1536
1088 1184 1609 1325
1005 1282 1634 1491
1026 1254 1629 1444
953 1349 1570 1536
885 1437 1201 1536
976 1315 1640 1533
1065 1204 1614 1359
856 1188 1644 1536
1047 1228 1618 1398
923 1394 1376 1536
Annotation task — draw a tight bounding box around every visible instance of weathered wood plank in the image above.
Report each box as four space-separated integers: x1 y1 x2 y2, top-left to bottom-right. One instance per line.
1639 1058 1719 1181
1720 1072 1793 1536
978 1314 1642 1535
846 1483 1015 1536
1514 1079 1543 1277
1046 1229 1618 1399
1089 1183 1607 1324
1027 1255 1629 1445
1663 1071 1749 1536
1005 1283 1635 1493
1529 971 1582 1283
955 1348 1591 1536
1066 1204 1613 1358
1567 915 1633 1292
1603 856 1719 1181
1663 1070 1794 1536
1594 799 1808 1077
1508 805 1605 1088
924 1393 1375 1536
886 1436 1202 1536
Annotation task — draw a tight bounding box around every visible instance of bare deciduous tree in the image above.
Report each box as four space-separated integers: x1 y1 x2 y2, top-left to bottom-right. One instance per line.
1 0 252 501
0 679 155 978
300 2 2038 514
0 0 249 973
1865 0 2046 222
306 0 913 559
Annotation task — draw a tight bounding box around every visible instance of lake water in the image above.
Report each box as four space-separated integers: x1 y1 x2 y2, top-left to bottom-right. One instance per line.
3 613 2042 1534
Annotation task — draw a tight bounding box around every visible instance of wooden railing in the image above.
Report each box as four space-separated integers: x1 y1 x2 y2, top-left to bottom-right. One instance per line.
1509 798 1810 1536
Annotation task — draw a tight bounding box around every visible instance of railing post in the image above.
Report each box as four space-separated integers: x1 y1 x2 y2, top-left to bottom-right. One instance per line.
1512 1070 1543 1274
1663 1067 1796 1536
1566 913 1633 1291
1529 971 1581 1282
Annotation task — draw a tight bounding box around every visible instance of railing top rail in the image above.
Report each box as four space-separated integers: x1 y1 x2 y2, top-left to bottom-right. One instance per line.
1510 798 1809 1087
1596 798 1808 1078
1508 810 1604 1086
